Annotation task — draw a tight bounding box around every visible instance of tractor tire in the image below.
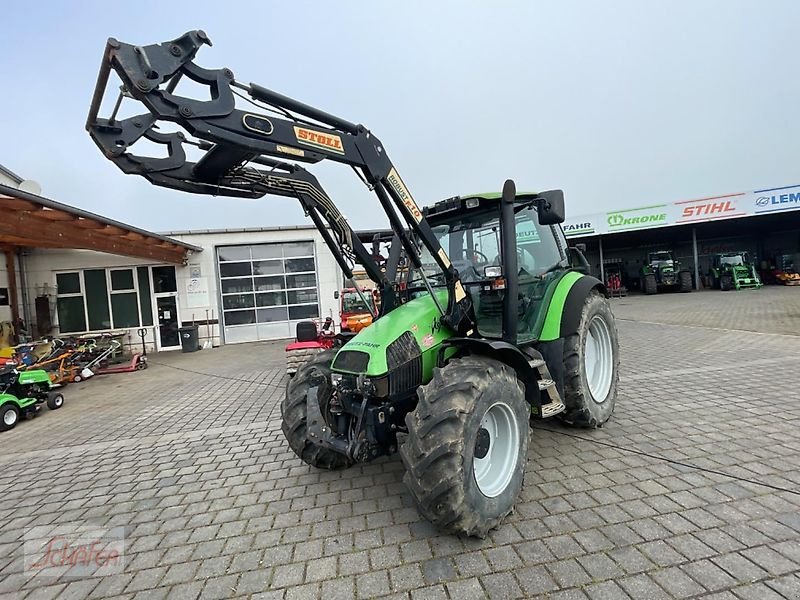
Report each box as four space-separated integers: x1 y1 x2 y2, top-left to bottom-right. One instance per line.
643 273 657 295
400 356 529 538
560 291 619 428
47 392 64 410
720 274 733 291
280 349 353 470
0 403 20 432
679 271 692 292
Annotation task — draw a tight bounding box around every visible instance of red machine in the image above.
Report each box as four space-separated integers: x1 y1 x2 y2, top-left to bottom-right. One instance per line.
285 318 336 376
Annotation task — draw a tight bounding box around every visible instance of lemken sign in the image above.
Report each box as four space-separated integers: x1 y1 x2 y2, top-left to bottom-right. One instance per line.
755 190 800 213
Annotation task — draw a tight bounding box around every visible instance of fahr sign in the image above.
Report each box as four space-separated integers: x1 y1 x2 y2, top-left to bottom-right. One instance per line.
675 194 745 223
606 206 668 231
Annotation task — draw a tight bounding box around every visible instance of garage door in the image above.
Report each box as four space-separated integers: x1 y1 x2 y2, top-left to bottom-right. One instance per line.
217 242 320 343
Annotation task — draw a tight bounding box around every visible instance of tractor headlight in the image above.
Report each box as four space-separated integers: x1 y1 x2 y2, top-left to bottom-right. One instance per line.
484 266 502 278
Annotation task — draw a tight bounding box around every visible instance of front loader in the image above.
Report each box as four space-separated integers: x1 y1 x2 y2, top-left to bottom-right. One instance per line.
86 30 620 537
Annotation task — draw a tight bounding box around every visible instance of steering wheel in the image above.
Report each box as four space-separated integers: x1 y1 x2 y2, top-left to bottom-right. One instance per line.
462 249 488 264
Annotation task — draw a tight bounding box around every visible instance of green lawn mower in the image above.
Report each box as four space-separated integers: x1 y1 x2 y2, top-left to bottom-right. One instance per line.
640 251 692 294
86 30 620 537
0 365 64 432
708 252 762 290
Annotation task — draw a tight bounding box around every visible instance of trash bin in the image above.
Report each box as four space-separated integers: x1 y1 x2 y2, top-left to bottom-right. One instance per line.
178 325 200 353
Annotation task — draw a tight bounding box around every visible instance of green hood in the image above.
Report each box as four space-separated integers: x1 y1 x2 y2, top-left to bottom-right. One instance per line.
332 290 452 377
18 369 51 386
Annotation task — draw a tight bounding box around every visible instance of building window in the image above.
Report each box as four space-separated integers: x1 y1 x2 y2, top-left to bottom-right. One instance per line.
217 242 320 332
55 267 157 333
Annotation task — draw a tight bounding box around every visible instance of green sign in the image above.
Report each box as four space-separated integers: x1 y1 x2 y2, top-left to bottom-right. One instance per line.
607 205 667 231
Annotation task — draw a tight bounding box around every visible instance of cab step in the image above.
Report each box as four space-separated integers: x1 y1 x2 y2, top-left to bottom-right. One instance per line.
527 356 566 418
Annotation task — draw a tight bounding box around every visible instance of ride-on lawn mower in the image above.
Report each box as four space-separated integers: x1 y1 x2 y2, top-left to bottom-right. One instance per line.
86 31 620 537
640 251 692 294
0 365 64 432
708 252 762 290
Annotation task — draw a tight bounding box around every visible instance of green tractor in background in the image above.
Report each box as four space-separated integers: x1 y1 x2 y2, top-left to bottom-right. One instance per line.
86 31 620 537
640 251 693 294
708 252 762 290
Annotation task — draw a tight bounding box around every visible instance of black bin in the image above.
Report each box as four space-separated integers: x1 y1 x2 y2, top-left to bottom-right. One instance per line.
178 325 200 353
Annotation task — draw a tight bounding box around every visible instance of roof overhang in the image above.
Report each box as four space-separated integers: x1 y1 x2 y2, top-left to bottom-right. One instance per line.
0 183 201 264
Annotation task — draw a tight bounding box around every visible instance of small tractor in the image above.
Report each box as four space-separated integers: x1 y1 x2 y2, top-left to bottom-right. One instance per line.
0 365 64 431
708 252 762 290
640 251 692 294
86 31 620 537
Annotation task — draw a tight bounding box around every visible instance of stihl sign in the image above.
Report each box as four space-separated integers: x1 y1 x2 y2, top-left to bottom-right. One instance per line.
293 127 345 154
680 200 737 219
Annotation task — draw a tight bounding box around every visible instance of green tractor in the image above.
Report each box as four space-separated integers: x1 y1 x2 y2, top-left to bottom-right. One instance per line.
640 251 692 294
708 252 762 290
0 365 64 431
86 31 620 537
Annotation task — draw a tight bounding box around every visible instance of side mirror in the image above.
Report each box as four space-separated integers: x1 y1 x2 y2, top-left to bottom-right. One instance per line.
535 190 565 225
333 290 339 299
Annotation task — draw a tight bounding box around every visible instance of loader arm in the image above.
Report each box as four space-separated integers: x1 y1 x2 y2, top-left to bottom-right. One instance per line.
86 30 474 334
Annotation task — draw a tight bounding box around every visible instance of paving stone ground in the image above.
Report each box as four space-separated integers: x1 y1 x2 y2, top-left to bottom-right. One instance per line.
0 286 799 599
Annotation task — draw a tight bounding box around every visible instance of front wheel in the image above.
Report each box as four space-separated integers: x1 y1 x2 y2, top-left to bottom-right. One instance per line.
400 356 529 538
561 291 620 428
281 349 353 470
643 273 657 295
0 403 20 432
679 271 692 292
47 392 64 410
720 274 733 291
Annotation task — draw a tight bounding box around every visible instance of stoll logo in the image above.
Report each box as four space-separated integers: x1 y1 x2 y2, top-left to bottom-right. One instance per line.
607 207 667 230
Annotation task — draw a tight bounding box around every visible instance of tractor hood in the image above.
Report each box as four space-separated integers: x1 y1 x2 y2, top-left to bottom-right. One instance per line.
331 290 452 378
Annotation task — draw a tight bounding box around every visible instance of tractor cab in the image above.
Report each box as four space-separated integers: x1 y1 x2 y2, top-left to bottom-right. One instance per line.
408 192 570 343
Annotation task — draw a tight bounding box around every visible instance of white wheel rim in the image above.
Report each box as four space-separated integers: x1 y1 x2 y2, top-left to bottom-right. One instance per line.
473 402 520 498
3 409 16 426
54 396 63 407
584 315 614 402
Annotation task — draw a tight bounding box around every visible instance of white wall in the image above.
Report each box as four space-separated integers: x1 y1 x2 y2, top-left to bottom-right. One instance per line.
21 226 342 348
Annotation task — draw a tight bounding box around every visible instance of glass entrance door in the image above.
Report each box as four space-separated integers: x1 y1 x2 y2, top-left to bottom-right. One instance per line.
156 296 180 349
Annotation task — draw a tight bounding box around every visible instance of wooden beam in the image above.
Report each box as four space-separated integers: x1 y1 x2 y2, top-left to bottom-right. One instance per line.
0 196 41 212
31 209 77 222
0 212 186 264
4 249 19 326
97 225 126 236
0 234 73 248
123 232 145 241
73 218 107 230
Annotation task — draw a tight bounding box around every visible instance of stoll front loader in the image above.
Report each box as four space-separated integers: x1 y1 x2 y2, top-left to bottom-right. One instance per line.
86 31 620 537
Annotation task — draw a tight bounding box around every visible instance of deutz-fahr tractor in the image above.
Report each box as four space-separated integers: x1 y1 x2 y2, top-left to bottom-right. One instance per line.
641 251 692 294
708 252 762 291
86 31 620 537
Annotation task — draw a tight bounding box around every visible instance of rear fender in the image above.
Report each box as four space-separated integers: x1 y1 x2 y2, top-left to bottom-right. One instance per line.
0 392 35 409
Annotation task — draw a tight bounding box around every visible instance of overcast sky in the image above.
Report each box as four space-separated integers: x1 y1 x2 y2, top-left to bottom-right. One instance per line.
1 1 798 233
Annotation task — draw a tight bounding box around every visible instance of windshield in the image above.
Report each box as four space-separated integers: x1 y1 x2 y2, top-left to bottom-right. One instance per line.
649 252 673 265
341 291 373 313
720 254 745 266
409 205 566 287
408 203 567 340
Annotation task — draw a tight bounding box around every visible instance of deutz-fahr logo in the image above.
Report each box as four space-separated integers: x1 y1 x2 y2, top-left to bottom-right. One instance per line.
293 126 345 154
563 222 592 232
607 211 666 228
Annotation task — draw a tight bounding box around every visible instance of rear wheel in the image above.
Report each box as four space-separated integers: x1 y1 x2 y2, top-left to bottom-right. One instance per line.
400 356 529 538
561 291 619 428
720 274 733 291
679 271 692 292
281 349 353 470
0 403 20 431
643 273 657 295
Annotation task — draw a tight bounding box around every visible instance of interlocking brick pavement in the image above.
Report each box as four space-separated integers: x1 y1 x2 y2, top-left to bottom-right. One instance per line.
1 288 799 598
